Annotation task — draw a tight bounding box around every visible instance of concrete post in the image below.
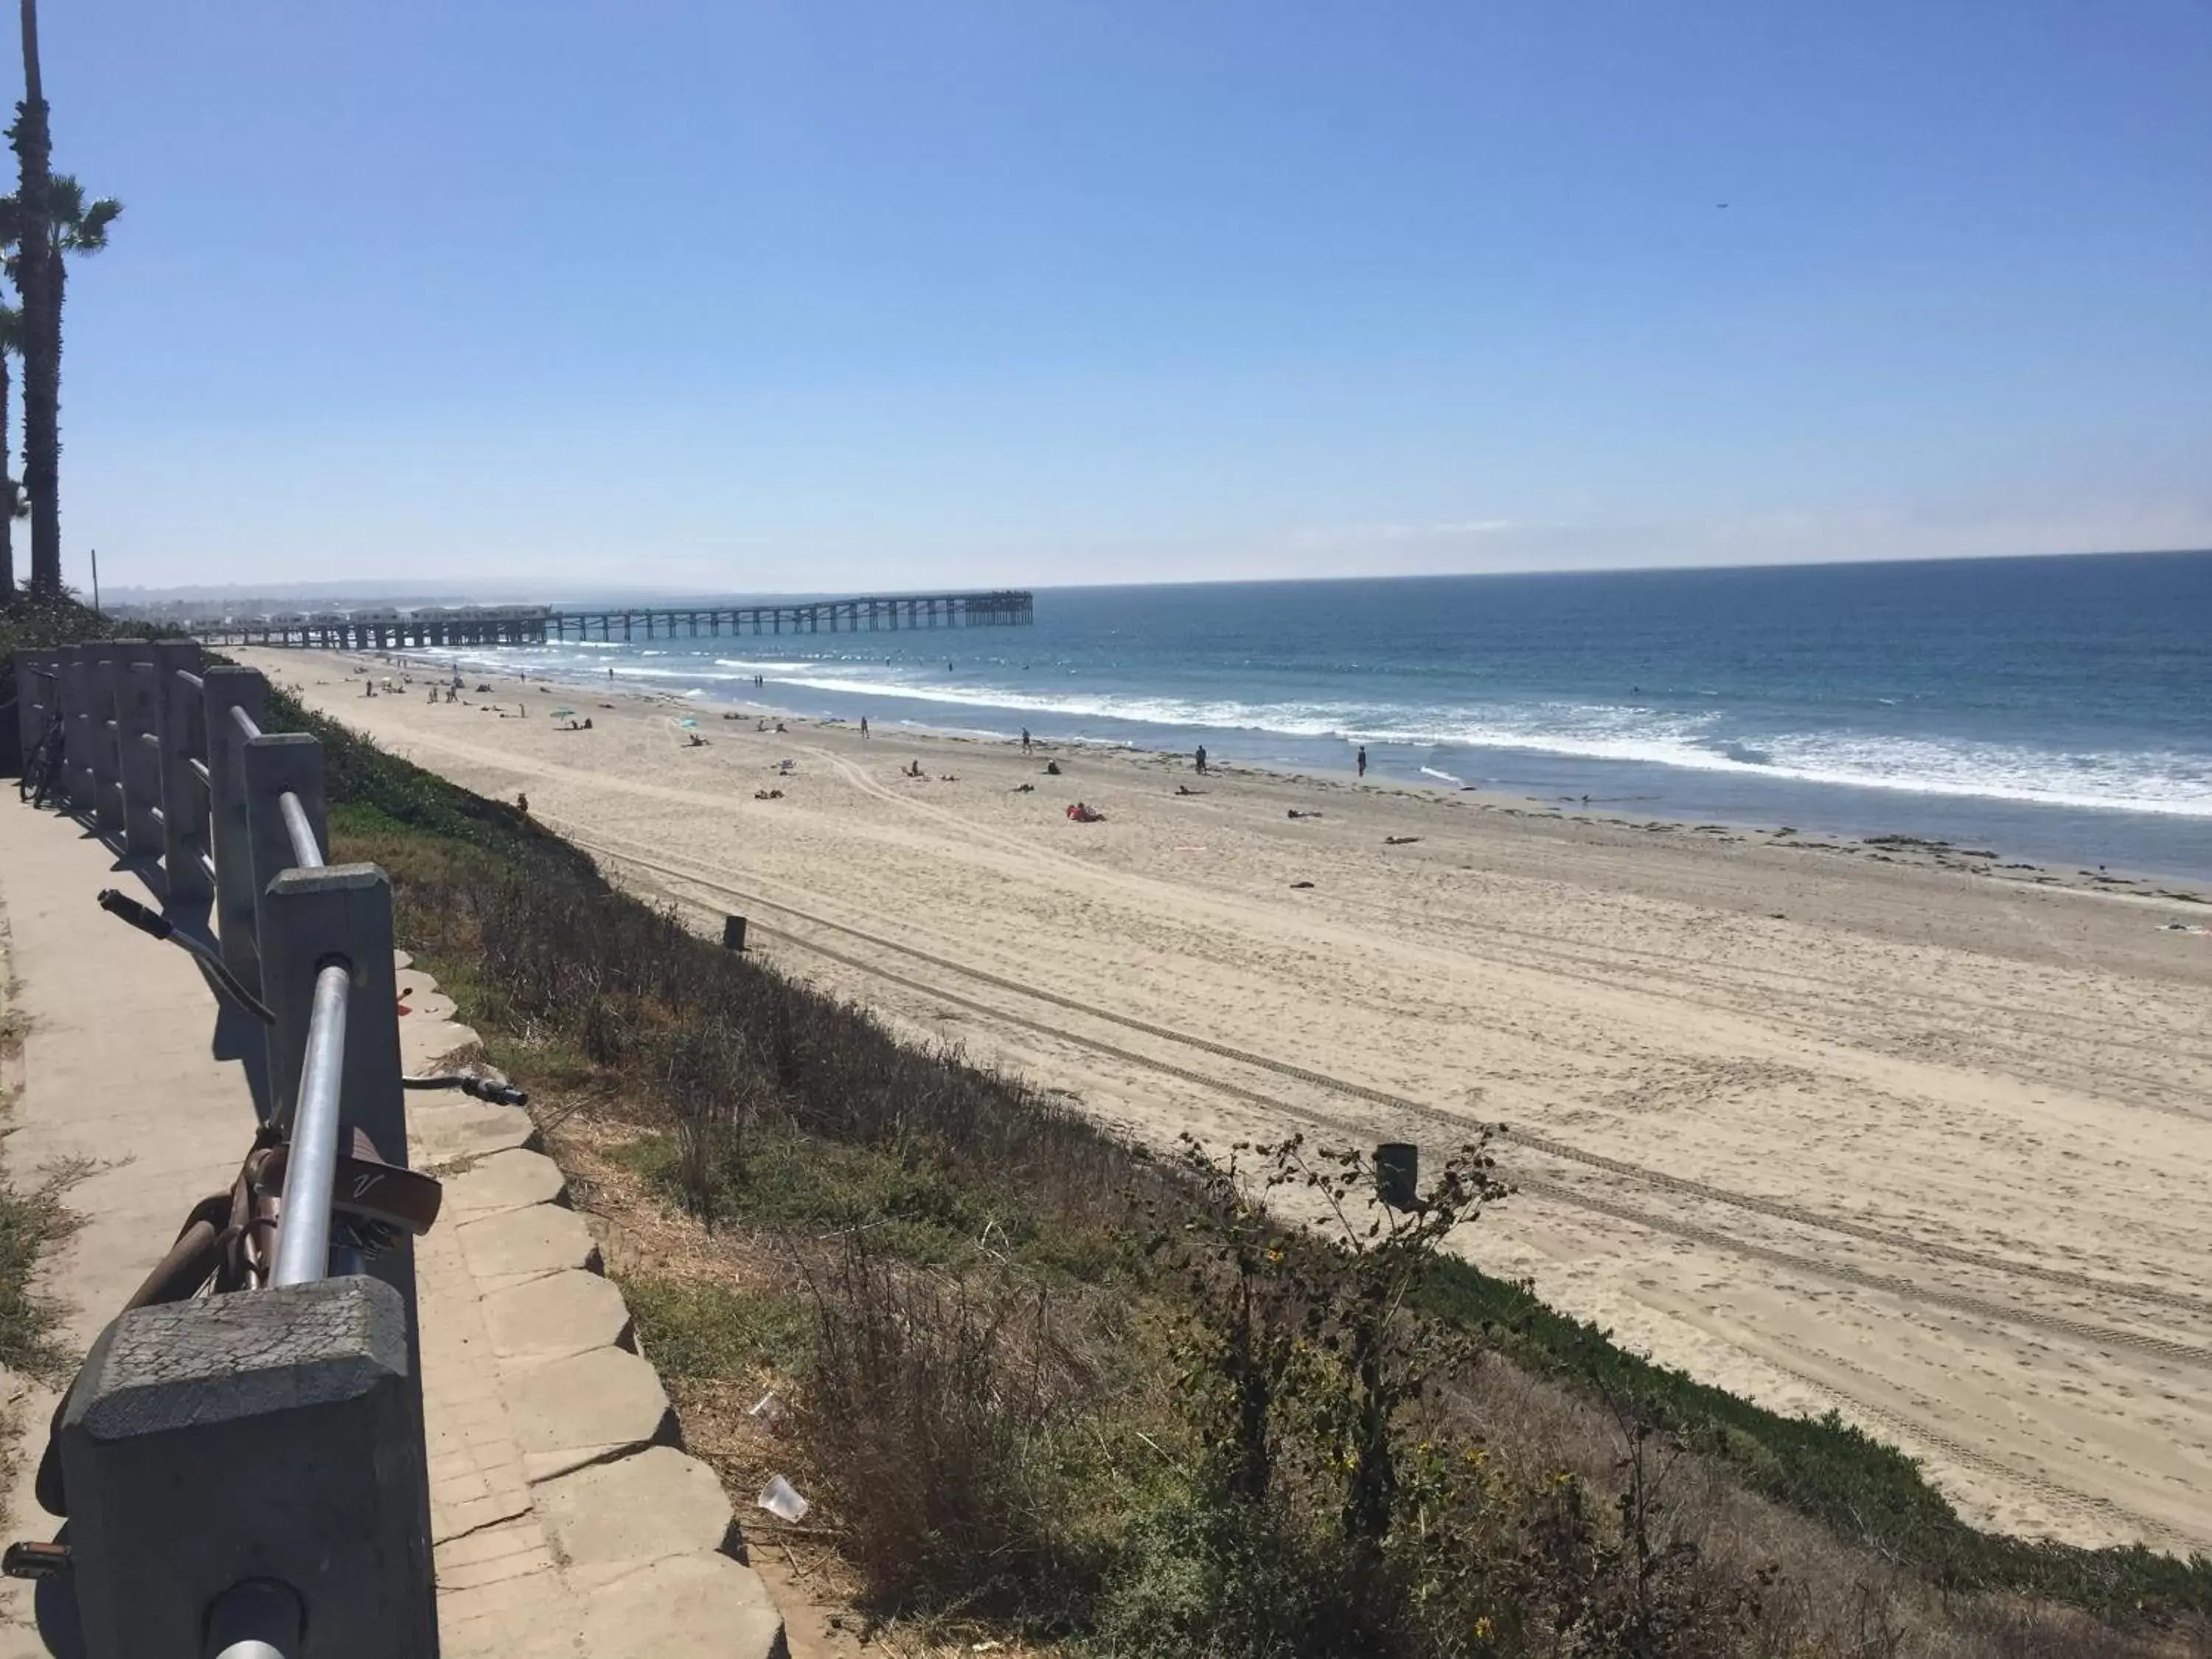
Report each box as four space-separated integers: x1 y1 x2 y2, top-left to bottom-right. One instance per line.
257 866 417 1316
57 1276 437 1659
117 658 164 858
13 650 55 763
243 733 329 945
59 647 94 811
86 644 125 832
203 667 269 996
151 641 212 913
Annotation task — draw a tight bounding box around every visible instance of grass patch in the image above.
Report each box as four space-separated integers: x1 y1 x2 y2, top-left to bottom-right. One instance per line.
611 1124 1131 1282
620 1273 812 1382
0 1161 83 1385
1416 1257 2212 1620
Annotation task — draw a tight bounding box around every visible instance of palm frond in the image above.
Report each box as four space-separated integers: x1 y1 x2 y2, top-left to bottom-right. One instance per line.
72 198 119 251
43 176 119 252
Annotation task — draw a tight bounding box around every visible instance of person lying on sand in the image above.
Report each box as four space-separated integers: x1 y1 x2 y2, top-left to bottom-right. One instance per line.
754 788 784 800
686 733 707 747
1175 785 1203 796
1287 808 1323 819
1012 783 1034 793
1065 801 1105 823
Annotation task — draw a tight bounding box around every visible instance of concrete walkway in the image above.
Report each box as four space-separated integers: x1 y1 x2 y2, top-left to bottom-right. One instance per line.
0 796 785 1657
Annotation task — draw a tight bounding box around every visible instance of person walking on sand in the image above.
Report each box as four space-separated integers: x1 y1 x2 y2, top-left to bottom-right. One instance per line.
1357 745 1368 779
1195 744 1207 776
860 716 870 739
1021 727 1032 754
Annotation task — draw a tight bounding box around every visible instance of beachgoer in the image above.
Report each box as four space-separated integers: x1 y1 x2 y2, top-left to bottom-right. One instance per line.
1021 727 1032 753
583 717 592 729
774 720 787 734
1195 744 1207 776
516 792 530 816
1357 745 1367 779
860 716 869 738
1045 759 1061 776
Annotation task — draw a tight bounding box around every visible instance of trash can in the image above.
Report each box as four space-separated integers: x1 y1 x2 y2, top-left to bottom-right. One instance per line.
722 914 748 952
1375 1143 1420 1211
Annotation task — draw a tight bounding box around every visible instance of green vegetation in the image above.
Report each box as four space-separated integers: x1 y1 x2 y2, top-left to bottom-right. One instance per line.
274 688 2210 1655
0 1155 80 1385
620 1274 811 1382
1415 1261 2208 1621
0 585 122 703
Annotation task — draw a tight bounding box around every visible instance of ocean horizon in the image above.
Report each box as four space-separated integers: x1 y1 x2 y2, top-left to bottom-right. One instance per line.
402 549 2212 880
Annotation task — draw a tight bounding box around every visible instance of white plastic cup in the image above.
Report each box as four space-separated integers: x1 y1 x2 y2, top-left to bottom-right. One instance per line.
757 1474 810 1523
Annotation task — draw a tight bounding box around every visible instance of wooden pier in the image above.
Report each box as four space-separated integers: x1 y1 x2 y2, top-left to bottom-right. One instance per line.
182 590 1035 650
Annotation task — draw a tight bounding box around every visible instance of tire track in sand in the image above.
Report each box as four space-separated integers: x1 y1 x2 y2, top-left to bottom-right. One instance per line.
562 821 2212 1329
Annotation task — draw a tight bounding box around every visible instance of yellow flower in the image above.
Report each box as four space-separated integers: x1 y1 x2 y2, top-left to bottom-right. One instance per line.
1474 1615 1494 1640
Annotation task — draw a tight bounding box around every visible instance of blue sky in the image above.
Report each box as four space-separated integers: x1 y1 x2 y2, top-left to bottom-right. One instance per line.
49 0 2212 594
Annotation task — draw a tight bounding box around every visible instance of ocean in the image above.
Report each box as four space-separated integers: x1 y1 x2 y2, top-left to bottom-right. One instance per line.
431 551 2212 880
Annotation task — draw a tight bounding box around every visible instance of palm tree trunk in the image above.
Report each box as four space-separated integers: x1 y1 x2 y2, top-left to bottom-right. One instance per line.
0 347 13 604
13 0 56 595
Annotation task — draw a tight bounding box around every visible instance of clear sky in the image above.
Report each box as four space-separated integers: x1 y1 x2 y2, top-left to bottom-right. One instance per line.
49 1 2212 595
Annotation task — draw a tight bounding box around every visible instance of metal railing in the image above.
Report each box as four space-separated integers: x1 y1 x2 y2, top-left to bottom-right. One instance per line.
10 640 432 1658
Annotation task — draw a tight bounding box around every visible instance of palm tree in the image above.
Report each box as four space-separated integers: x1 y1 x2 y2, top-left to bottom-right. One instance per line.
0 304 18 604
10 0 52 594
9 0 113 598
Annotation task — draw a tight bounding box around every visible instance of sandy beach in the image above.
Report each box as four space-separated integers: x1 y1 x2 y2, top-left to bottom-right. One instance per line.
245 646 2212 1557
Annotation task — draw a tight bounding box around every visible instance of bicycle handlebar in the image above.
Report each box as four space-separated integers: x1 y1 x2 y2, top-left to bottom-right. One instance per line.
97 890 277 1026
401 1074 529 1107
94 894 531 1108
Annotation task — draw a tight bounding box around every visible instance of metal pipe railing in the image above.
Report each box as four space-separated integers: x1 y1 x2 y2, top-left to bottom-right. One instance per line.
15 644 433 1649
269 962 351 1287
278 791 324 869
205 1578 302 1659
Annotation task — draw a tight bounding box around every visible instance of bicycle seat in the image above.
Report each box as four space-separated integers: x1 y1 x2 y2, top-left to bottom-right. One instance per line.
262 1129 444 1237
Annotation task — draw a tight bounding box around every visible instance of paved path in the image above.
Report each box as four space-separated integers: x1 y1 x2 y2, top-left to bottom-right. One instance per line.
0 796 785 1657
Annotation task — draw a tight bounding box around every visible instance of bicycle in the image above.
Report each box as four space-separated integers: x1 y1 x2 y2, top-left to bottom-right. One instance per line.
2 888 528 1577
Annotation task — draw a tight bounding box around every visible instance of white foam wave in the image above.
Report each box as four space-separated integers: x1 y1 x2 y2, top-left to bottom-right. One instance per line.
405 646 2212 821
765 673 2212 818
